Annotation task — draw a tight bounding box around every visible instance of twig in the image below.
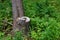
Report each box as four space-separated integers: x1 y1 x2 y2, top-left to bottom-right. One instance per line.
2 20 13 26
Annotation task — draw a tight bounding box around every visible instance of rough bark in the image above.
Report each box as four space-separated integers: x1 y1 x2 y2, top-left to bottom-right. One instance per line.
11 0 30 37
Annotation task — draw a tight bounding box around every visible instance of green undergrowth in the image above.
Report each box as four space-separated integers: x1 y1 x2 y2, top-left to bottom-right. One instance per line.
0 0 60 40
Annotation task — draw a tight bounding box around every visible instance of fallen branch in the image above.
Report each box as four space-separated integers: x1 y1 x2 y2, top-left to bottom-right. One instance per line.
2 20 13 26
